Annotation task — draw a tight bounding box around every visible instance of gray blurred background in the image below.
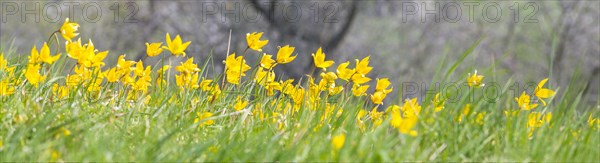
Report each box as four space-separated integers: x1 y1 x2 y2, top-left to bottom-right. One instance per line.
1 0 599 105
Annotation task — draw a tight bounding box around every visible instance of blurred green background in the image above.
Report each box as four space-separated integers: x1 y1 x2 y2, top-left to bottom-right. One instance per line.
1 0 598 104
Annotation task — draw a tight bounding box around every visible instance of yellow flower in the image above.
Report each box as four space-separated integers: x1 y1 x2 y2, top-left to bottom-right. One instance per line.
60 18 79 41
375 78 392 94
457 104 471 123
467 70 484 87
146 42 164 57
588 114 599 129
163 33 191 57
224 53 251 85
370 91 387 105
351 74 371 85
234 96 249 111
104 67 121 83
24 64 46 87
527 112 552 136
336 61 355 81
30 43 61 64
320 72 338 83
328 85 343 95
175 73 199 89
390 98 421 136
199 79 215 92
52 84 69 99
255 68 275 85
331 133 346 150
246 32 268 52
504 110 520 118
312 47 334 71
355 56 372 75
0 79 15 96
515 92 538 110
474 112 486 125
78 39 109 68
432 93 445 112
175 57 201 75
276 45 296 64
259 53 276 69
116 54 136 71
194 112 214 127
39 42 61 64
351 84 369 97
265 82 282 96
65 38 84 60
132 75 152 93
291 88 305 108
0 53 15 72
534 78 556 106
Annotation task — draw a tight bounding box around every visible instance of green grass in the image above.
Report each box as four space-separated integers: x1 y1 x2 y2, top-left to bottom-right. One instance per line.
0 36 599 162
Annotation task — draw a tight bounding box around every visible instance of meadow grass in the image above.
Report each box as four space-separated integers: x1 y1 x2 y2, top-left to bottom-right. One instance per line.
0 20 599 162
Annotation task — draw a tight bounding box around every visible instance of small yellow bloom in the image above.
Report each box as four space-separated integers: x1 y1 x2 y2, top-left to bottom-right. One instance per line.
312 47 334 71
276 45 296 64
24 64 45 87
146 42 164 57
515 92 538 110
194 112 214 127
175 73 199 89
588 114 599 129
116 54 136 71
351 84 369 97
224 53 251 85
390 98 421 136
351 73 371 85
255 68 275 85
0 53 15 72
260 53 276 69
534 78 556 106
527 112 552 136
355 56 372 75
65 38 83 60
163 33 191 57
31 43 61 64
457 104 471 123
234 96 249 111
331 133 346 150
320 72 338 83
375 78 392 94
370 91 387 105
432 93 445 112
104 67 121 83
175 57 201 75
467 70 484 87
0 79 15 96
52 84 70 99
60 18 79 41
336 61 355 81
246 32 268 52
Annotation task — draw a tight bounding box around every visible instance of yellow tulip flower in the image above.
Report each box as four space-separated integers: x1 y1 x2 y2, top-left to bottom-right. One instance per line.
276 45 296 64
312 47 334 71
246 32 268 52
146 42 164 57
515 92 538 110
60 18 79 41
534 78 556 106
163 33 191 57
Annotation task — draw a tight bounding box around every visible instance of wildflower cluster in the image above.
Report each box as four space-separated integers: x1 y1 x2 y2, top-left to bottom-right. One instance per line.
2 18 597 160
